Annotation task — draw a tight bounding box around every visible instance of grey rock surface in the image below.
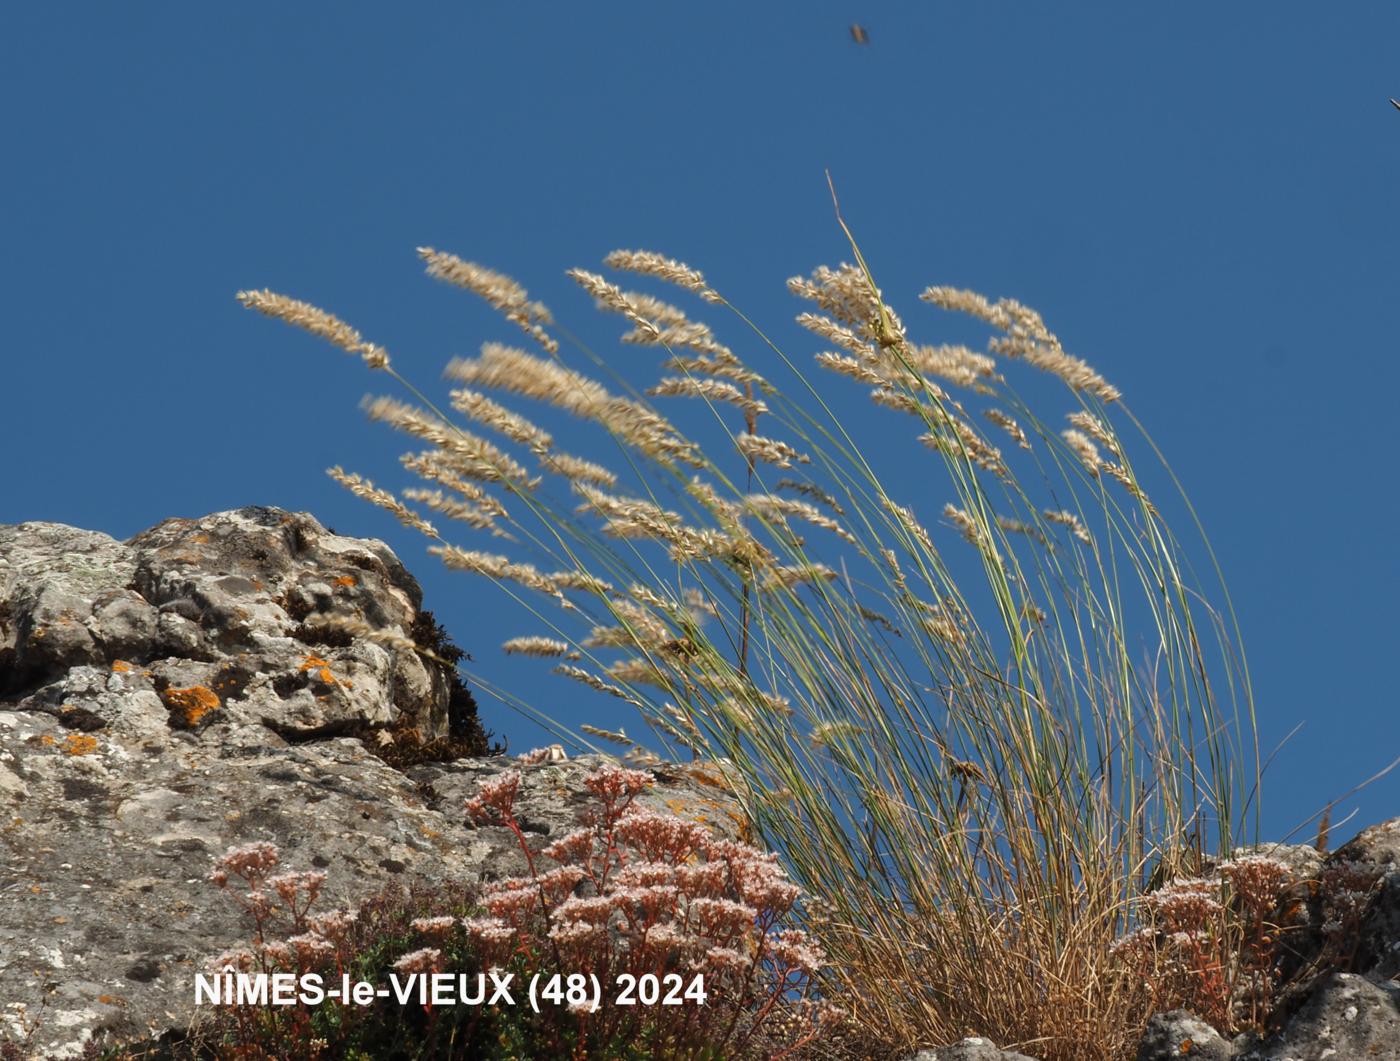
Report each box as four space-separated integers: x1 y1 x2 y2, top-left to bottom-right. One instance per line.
1326 817 1400 982
903 1037 1038 1060
1127 818 1400 1061
0 508 749 1058
1 507 452 741
1239 972 1400 1060
1256 815 1400 1021
1136 1010 1233 1060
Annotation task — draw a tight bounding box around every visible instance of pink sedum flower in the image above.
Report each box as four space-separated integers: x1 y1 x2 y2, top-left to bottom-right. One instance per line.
411 916 458 939
462 916 516 944
210 841 280 886
466 770 523 822
393 947 443 976
583 765 654 800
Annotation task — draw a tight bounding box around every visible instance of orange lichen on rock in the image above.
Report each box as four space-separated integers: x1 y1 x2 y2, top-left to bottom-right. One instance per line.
62 734 99 756
679 762 733 789
333 575 357 588
299 655 352 688
662 793 753 843
161 685 221 729
112 660 132 673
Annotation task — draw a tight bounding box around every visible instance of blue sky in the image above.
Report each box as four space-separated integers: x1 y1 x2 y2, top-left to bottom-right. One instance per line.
4 3 1397 844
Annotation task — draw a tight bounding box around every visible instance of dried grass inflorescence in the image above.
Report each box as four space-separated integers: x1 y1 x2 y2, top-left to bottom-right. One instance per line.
237 289 392 369
447 342 701 468
501 635 574 658
735 432 810 468
419 246 558 353
603 249 723 303
239 229 1254 1061
920 286 1121 402
326 466 438 538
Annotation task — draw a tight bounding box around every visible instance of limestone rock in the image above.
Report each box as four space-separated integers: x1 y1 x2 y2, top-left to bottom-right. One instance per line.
0 509 750 1058
1262 816 1400 1020
1239 972 1400 1060
904 1037 1039 1061
1326 817 1400 982
1128 817 1400 1061
1 508 452 741
1136 1010 1233 1060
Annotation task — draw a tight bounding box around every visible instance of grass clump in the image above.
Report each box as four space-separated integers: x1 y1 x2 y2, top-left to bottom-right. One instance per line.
238 204 1260 1059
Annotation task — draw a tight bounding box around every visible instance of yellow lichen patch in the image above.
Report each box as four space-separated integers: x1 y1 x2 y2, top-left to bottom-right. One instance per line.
161 686 221 729
112 660 132 673
333 575 357 588
680 762 735 789
662 792 752 844
299 655 352 688
62 734 99 756
38 734 55 746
